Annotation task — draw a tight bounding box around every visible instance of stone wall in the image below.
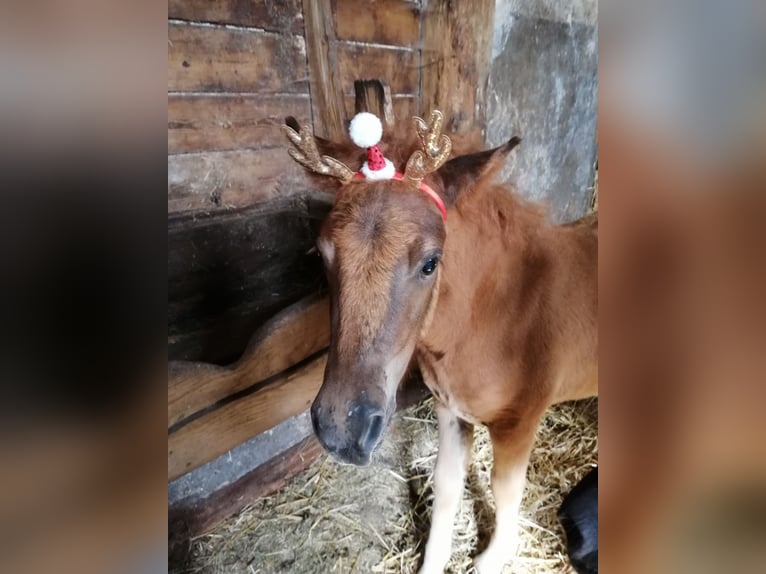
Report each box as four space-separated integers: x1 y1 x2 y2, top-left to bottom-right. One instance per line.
486 0 598 222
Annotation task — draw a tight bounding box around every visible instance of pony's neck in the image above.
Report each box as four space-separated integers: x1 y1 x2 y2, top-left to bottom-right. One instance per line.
420 186 531 352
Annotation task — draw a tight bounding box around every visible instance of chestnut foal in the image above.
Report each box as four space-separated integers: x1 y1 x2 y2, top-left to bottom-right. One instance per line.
283 111 597 574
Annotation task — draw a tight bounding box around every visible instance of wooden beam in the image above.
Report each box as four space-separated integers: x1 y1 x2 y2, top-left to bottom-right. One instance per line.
168 295 329 428
302 0 346 140
420 0 494 135
168 94 311 155
167 148 309 213
169 434 325 570
168 197 330 363
168 23 308 94
169 0 304 35
168 354 327 480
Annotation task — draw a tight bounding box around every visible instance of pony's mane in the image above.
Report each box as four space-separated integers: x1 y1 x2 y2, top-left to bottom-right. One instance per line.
455 180 549 238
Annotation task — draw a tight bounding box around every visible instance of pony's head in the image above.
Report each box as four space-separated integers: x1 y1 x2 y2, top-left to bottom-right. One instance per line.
284 111 519 464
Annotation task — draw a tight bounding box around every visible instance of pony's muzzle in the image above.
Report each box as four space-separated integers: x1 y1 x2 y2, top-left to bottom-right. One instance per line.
310 400 386 465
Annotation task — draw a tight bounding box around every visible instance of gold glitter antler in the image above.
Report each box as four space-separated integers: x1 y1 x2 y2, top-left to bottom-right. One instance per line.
403 110 452 187
282 122 355 184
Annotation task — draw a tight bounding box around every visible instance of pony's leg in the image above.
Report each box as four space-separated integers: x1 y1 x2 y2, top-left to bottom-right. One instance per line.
418 403 474 574
473 412 543 574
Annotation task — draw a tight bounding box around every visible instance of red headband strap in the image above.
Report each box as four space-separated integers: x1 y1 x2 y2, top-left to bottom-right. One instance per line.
352 171 447 221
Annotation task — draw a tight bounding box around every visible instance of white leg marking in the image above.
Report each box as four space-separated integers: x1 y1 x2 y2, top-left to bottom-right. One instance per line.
418 404 472 574
474 418 541 574
473 461 527 574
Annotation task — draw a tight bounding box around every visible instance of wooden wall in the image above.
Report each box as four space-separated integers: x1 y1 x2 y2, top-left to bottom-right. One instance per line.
168 0 421 218
167 0 495 218
168 0 426 365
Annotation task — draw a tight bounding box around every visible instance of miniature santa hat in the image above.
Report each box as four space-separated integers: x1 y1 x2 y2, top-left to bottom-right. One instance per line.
348 112 396 180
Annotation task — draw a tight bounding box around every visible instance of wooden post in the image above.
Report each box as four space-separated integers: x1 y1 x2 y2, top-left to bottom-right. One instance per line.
303 0 346 140
421 0 494 137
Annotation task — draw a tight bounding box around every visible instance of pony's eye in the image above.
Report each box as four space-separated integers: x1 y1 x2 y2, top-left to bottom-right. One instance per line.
421 257 439 276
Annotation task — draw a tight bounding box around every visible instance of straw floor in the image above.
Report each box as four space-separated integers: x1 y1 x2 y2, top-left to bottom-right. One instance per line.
179 397 597 574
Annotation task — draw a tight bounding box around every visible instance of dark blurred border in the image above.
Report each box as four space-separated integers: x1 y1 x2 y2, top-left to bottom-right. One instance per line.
600 0 766 572
0 1 167 573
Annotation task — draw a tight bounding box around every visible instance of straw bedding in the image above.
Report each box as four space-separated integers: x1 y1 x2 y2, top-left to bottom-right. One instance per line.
178 397 597 574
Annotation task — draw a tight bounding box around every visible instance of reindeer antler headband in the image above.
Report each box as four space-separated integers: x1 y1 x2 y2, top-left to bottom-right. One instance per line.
282 110 452 221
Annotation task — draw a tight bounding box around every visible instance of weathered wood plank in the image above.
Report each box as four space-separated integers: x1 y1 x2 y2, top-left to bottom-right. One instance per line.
168 23 308 93
168 197 330 363
303 0 346 139
420 0 494 134
168 94 311 154
168 296 329 427
167 148 308 213
333 0 420 46
168 354 327 480
168 0 304 35
337 43 419 96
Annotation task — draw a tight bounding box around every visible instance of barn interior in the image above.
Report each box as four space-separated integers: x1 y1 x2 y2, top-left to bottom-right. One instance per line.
167 1 598 572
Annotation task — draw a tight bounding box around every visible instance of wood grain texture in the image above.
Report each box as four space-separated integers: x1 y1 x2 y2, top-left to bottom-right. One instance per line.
303 0 346 139
333 0 420 46
168 197 330 363
168 354 327 480
168 94 311 154
168 23 308 93
168 148 308 213
168 296 329 427
337 43 419 96
420 0 494 134
169 0 304 35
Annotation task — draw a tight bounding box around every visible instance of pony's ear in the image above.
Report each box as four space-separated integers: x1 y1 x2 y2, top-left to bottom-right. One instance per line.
433 136 521 205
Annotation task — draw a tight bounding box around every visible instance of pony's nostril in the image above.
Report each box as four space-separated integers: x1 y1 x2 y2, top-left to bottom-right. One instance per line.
310 404 322 437
357 409 385 455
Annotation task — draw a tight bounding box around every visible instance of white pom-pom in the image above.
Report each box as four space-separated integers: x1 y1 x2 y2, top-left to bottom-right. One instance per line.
349 112 383 148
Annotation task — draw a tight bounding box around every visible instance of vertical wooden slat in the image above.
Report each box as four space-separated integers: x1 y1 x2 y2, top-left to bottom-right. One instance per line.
420 0 494 135
302 0 346 140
